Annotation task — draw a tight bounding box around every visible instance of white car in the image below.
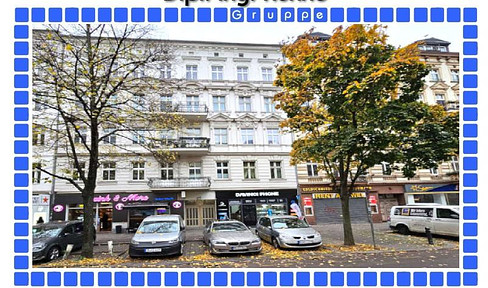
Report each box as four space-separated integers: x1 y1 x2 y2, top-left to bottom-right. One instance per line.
388 204 459 237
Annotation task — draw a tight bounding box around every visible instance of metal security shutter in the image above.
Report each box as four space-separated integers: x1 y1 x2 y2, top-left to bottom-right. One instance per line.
314 199 368 224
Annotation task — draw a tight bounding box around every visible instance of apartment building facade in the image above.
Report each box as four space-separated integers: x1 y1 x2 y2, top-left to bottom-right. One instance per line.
32 38 299 230
297 37 459 224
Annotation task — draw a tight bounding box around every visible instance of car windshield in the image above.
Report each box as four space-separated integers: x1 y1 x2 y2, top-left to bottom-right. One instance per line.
33 226 63 238
137 221 179 234
212 222 248 232
272 218 309 229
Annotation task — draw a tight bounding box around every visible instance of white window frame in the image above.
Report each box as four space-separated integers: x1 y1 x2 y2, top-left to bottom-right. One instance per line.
270 161 282 179
161 163 174 180
267 128 280 145
102 128 116 144
261 67 273 82
243 161 256 179
74 129 87 144
429 69 440 82
381 162 392 175
264 97 276 113
304 206 314 216
72 162 86 181
132 162 145 181
430 167 439 175
159 64 171 79
160 94 173 111
132 130 146 144
189 162 202 179
186 65 198 80
237 66 249 81
435 93 446 105
214 128 228 145
450 70 459 82
307 163 319 177
33 163 42 184
211 66 224 81
102 162 116 181
33 132 45 146
241 128 254 144
239 96 252 112
213 96 226 112
216 161 229 179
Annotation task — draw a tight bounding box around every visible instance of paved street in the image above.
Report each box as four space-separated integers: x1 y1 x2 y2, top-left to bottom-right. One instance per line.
34 223 459 268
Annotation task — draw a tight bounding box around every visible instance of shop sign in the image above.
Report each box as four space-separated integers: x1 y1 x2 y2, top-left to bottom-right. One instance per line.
234 191 280 198
93 194 149 203
402 207 433 217
302 186 371 193
33 195 50 206
405 184 458 193
172 201 182 209
368 196 377 204
312 192 366 199
155 197 174 201
303 197 312 206
53 205 64 212
115 203 124 211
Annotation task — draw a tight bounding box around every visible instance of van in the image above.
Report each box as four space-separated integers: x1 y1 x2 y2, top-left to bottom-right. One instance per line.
388 204 459 237
129 215 186 257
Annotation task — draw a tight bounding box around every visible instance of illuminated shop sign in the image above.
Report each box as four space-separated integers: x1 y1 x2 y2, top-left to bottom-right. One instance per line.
302 186 371 193
93 194 149 203
312 192 366 199
234 191 280 197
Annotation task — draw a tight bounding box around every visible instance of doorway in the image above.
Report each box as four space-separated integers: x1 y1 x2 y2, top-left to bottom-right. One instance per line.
242 205 257 226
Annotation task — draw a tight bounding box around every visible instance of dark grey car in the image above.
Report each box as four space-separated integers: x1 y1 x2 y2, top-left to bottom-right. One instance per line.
203 220 261 254
256 216 322 249
32 221 95 262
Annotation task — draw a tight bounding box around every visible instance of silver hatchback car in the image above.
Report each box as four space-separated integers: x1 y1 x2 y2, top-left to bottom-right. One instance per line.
256 215 322 249
203 220 262 254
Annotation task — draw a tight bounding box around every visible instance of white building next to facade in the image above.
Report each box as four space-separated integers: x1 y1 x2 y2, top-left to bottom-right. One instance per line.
32 38 298 230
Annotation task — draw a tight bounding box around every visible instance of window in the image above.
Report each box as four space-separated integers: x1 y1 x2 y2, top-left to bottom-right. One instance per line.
450 70 459 82
435 94 446 106
132 130 145 144
213 96 226 111
211 66 223 81
189 162 202 179
102 162 116 181
243 161 256 179
33 132 45 146
216 161 229 179
238 53 244 58
263 53 268 59
239 96 252 112
74 129 87 144
186 95 200 112
264 97 276 113
112 61 122 77
33 163 41 184
161 163 174 180
436 208 459 219
102 128 116 144
214 52 219 57
267 128 280 145
132 68 145 78
132 162 145 181
262 68 273 82
451 156 459 172
241 128 254 144
186 65 198 80
307 163 319 177
430 167 439 175
381 162 392 175
160 95 173 111
270 161 282 179
370 204 379 214
72 162 86 181
237 67 249 81
159 64 171 79
160 129 175 143
214 128 228 145
131 94 146 111
186 127 201 136
429 70 440 82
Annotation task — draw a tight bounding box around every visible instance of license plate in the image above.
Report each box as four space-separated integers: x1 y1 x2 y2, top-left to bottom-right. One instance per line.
298 240 310 245
145 248 162 253
231 246 247 250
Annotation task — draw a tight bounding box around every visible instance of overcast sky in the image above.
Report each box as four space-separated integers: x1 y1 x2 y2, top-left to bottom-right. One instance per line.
152 22 461 52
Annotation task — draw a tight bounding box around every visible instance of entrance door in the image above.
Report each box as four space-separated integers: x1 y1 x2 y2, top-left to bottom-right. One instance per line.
185 206 199 227
186 202 215 227
202 205 215 226
242 205 257 226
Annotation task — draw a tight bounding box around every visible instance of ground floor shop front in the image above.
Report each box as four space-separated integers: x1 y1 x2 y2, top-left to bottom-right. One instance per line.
215 189 298 226
404 183 459 205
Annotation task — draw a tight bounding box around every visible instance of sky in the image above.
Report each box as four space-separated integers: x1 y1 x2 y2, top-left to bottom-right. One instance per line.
152 22 461 52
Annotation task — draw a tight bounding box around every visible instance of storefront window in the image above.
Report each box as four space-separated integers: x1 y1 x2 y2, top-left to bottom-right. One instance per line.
129 208 155 230
446 193 459 205
230 204 242 221
413 194 434 203
304 206 314 216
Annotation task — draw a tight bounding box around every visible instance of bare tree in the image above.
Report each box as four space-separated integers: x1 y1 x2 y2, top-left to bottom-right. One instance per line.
32 24 186 258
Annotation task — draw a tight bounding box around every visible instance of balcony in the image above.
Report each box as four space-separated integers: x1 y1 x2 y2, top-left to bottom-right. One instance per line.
155 137 210 154
148 177 211 190
176 103 208 121
444 101 459 112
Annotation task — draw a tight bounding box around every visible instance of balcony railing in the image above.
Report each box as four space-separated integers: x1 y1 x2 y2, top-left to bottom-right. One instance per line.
160 103 209 113
158 137 210 149
148 177 211 189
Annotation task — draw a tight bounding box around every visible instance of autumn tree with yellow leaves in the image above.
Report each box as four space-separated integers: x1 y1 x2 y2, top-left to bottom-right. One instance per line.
274 25 458 245
32 25 185 258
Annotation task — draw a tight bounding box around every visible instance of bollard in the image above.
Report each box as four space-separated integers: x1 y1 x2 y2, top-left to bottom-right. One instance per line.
425 227 434 245
63 244 73 260
108 240 114 256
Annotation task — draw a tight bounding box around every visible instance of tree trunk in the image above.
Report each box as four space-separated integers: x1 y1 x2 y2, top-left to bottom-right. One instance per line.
340 185 355 246
81 191 95 258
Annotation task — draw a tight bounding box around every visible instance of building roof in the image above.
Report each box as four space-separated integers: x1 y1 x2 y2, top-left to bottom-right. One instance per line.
416 37 451 46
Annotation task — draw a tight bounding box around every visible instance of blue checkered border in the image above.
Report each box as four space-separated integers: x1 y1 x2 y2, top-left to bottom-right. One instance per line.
14 6 477 286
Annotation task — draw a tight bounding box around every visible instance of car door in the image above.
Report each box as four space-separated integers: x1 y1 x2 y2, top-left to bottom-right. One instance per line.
433 208 459 236
73 223 85 249
59 225 77 250
261 218 273 242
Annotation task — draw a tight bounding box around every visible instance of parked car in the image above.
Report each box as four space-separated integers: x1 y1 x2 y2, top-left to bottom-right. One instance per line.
256 215 322 249
129 215 186 258
32 221 95 262
388 204 459 237
203 219 261 255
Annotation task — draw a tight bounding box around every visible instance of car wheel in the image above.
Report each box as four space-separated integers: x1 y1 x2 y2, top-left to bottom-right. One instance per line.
397 225 410 235
272 237 281 249
208 244 215 255
47 246 61 261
